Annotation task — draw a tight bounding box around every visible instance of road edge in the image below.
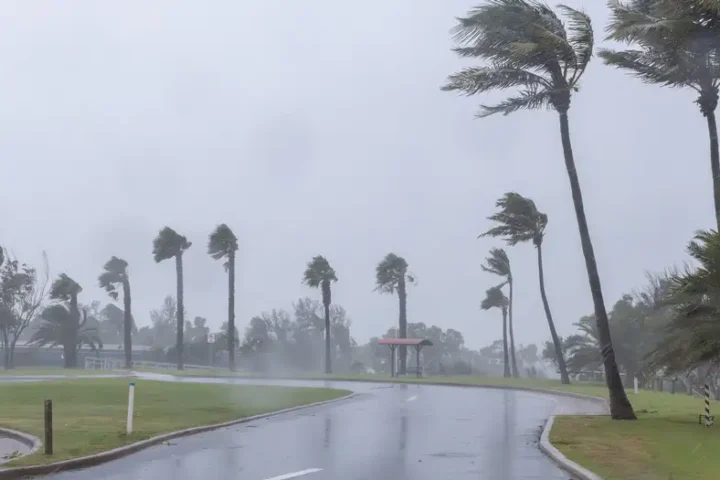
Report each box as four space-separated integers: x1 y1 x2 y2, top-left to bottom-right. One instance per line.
539 415 604 480
0 391 356 479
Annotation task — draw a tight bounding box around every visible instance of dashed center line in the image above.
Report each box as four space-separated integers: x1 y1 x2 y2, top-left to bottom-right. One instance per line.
263 468 323 480
406 395 418 402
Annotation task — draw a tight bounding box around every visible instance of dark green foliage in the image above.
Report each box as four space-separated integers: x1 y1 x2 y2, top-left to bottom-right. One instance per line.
442 0 593 116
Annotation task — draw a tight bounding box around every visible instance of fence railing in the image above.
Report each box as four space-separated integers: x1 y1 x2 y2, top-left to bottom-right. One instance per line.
83 357 220 371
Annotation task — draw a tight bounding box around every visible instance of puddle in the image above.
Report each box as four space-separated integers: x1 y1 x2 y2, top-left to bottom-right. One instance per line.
0 437 31 464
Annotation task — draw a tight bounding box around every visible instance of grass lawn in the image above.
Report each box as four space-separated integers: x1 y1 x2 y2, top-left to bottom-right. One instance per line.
143 370 720 479
0 378 349 467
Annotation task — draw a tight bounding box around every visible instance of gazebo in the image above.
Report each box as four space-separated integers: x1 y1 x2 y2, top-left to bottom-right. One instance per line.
377 338 433 378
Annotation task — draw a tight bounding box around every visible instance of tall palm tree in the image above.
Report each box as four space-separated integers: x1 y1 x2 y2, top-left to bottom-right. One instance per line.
303 255 338 374
599 1 720 228
481 192 571 385
375 253 415 375
208 224 239 371
98 256 133 369
482 248 519 377
481 285 511 378
152 227 192 370
443 0 635 419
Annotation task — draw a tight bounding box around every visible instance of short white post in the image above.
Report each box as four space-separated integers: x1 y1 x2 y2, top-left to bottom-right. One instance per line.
126 382 135 435
634 377 639 394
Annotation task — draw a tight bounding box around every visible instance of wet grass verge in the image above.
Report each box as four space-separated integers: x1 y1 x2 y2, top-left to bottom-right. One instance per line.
550 391 720 480
0 378 349 467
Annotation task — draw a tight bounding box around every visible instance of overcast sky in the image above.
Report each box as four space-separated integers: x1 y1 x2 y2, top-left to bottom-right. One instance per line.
0 0 712 350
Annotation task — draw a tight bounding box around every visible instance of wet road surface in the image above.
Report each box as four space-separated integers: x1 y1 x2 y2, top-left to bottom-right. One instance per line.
23 375 605 480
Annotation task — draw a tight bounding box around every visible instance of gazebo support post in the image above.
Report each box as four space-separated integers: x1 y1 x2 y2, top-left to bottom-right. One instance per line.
415 345 422 378
389 345 397 377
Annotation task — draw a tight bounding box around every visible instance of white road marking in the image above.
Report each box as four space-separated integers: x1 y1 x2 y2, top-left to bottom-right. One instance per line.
406 395 418 402
263 468 323 480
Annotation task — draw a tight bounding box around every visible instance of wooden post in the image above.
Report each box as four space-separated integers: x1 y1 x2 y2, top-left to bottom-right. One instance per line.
44 400 53 455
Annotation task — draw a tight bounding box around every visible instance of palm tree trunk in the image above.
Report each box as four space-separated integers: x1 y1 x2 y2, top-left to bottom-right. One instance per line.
508 278 519 378
398 279 408 375
558 111 635 419
228 253 236 372
175 255 185 371
536 242 570 385
123 279 132 369
324 302 332 374
501 307 510 378
706 110 720 229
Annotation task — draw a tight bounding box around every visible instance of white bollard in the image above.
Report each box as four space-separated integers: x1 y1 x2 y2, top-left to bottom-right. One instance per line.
634 377 639 394
126 382 135 435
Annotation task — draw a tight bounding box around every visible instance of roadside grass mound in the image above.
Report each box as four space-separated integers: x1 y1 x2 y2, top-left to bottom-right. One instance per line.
0 378 349 467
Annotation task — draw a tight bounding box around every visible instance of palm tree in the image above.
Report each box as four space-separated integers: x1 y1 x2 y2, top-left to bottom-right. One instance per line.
647 230 720 373
375 253 415 375
481 192 571 385
599 1 720 228
98 256 133 369
34 274 101 368
50 273 82 320
482 248 519 377
30 304 102 368
481 285 511 378
152 227 192 370
303 255 338 374
443 1 635 419
208 224 239 371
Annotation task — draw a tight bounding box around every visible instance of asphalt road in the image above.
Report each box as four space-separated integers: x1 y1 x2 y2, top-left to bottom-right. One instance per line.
24 375 604 480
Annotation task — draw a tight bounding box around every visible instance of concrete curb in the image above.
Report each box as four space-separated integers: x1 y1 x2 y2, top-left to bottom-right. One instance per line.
0 428 42 465
539 416 604 480
0 391 356 479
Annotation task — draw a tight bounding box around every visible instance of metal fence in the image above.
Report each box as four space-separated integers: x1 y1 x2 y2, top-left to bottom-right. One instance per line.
83 356 220 371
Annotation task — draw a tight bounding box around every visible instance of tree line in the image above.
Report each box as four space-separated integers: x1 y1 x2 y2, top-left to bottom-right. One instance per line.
0 225 419 376
444 0 720 420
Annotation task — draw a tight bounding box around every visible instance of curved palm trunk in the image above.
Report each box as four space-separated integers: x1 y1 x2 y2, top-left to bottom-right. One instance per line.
508 278 519 378
175 255 185 371
558 111 635 419
706 110 720 229
228 252 236 372
398 279 408 375
122 279 132 369
536 242 570 385
323 302 332 374
67 293 80 368
501 306 510 378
